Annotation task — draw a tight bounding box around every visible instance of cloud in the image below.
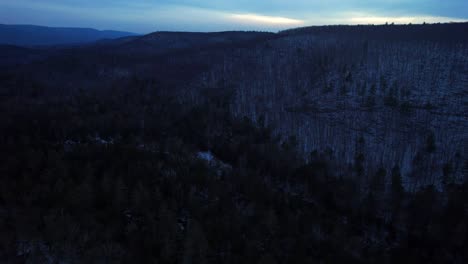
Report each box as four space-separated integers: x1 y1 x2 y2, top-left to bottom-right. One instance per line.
298 11 467 26
0 1 307 32
346 14 467 24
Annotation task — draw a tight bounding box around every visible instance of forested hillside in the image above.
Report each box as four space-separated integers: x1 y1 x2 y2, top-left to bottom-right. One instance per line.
0 23 467 263
197 23 468 189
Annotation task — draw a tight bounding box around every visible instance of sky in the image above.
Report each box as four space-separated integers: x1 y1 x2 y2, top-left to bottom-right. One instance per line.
0 0 467 33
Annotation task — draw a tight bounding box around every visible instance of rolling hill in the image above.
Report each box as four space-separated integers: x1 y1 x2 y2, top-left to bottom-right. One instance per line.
0 24 137 46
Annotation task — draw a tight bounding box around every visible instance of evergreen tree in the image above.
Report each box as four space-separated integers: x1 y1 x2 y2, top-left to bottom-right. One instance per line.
426 131 436 153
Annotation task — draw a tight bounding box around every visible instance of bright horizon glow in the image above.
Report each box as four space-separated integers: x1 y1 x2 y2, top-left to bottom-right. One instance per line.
230 14 304 26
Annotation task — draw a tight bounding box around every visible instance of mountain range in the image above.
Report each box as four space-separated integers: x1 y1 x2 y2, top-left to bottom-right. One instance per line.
0 24 137 46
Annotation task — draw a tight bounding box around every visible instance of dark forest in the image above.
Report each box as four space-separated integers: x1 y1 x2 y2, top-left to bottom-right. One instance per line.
0 23 467 263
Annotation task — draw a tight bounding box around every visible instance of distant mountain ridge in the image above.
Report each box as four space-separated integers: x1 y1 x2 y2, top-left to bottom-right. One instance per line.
113 31 275 55
0 24 137 46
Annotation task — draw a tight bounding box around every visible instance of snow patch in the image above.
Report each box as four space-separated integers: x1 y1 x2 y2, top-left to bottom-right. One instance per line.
197 151 215 162
196 151 232 176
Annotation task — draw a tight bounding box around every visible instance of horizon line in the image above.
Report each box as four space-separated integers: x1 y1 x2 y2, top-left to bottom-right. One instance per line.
1 21 467 35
